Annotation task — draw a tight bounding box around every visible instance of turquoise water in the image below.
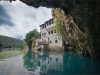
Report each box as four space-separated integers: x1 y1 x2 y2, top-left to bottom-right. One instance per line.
0 50 100 75
24 50 100 75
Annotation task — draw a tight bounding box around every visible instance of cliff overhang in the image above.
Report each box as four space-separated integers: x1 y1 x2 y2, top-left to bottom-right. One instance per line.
9 0 100 57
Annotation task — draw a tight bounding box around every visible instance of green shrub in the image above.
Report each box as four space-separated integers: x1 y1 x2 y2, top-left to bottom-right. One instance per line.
54 8 61 35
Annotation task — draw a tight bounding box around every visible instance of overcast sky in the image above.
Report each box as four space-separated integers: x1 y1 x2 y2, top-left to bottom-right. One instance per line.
0 0 52 40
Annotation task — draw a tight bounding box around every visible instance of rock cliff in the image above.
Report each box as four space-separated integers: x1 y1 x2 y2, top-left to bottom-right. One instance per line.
10 0 100 57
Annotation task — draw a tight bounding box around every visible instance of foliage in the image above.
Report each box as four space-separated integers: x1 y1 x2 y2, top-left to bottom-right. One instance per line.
23 51 37 71
0 35 23 46
32 40 36 48
54 8 61 15
25 29 40 43
17 44 24 50
54 17 61 35
24 29 40 50
0 35 24 52
54 8 61 35
0 42 3 47
0 42 3 51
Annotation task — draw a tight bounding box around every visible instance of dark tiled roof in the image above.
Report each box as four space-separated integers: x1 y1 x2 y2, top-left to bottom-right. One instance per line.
39 18 53 27
40 24 45 27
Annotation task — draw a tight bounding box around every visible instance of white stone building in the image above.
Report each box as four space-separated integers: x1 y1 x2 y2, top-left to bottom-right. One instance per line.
39 18 63 47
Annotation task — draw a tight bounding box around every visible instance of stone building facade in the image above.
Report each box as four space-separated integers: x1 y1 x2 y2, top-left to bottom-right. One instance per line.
39 19 63 48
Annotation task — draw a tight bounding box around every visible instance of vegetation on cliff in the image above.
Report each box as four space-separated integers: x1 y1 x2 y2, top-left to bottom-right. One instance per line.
54 8 61 35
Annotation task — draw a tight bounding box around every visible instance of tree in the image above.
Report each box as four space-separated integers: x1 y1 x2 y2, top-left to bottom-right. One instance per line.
24 29 40 50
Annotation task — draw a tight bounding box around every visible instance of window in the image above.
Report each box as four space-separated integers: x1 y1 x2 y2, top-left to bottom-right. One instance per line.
55 40 58 43
42 33 46 36
47 23 48 25
44 25 46 28
42 25 44 29
49 41 52 44
49 21 51 25
48 31 50 34
44 33 46 35
42 24 46 29
51 31 53 34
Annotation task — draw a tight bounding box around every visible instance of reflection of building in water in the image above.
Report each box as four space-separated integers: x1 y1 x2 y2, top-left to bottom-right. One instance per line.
36 51 64 74
24 51 100 74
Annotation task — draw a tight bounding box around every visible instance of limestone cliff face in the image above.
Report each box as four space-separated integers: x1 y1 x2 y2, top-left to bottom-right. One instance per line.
52 8 92 56
12 0 100 57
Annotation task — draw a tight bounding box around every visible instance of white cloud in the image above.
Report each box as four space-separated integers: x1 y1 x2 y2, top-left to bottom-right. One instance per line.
0 0 52 39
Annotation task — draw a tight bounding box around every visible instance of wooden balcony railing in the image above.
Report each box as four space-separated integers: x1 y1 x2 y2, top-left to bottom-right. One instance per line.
38 41 49 45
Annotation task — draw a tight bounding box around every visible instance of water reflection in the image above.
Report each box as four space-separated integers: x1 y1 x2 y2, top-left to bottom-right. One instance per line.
23 50 100 75
0 50 22 60
23 50 36 71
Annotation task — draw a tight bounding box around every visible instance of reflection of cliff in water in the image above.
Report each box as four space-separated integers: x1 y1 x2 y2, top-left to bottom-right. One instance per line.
23 50 100 75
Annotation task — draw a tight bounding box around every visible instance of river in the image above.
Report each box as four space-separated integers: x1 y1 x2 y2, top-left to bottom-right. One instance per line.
0 50 100 75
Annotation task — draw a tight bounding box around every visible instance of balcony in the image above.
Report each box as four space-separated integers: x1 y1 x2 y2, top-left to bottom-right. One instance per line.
38 41 49 45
